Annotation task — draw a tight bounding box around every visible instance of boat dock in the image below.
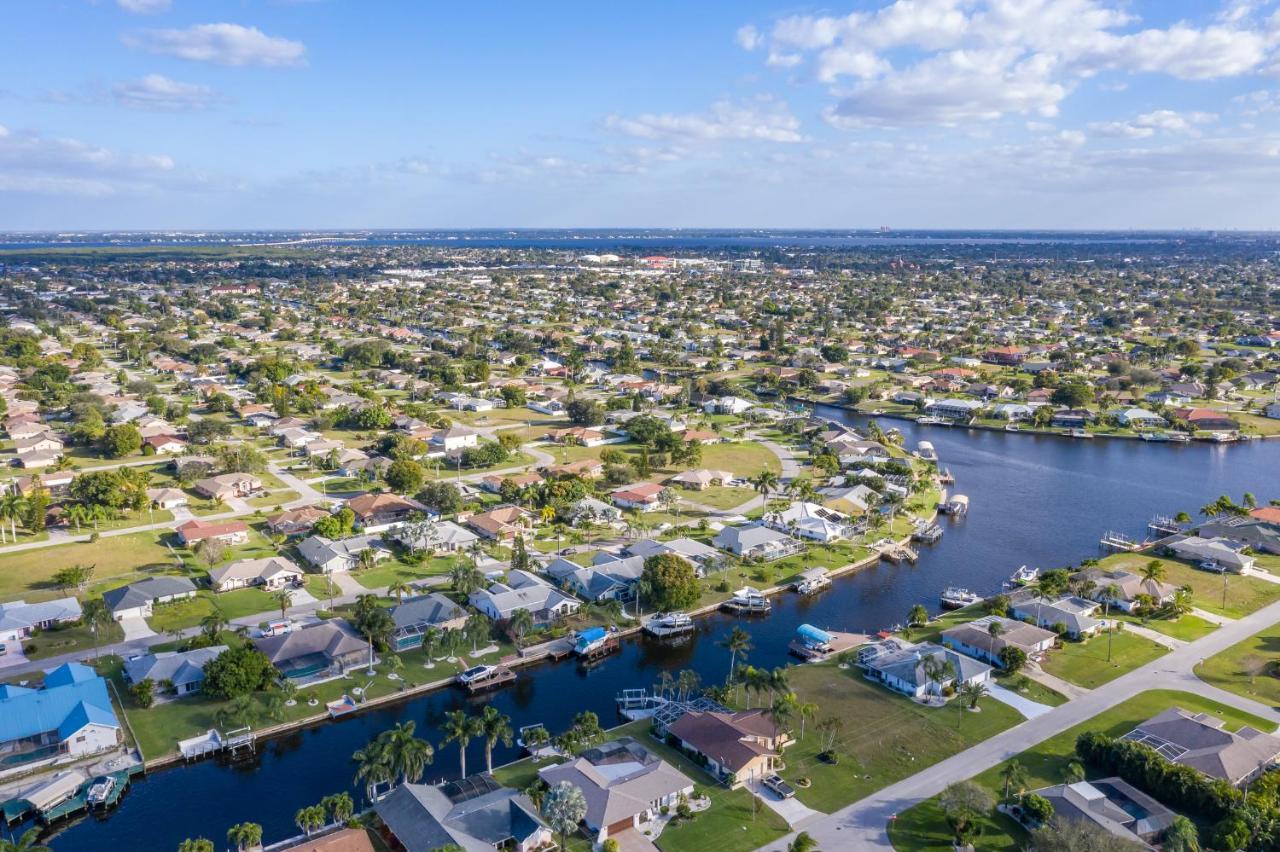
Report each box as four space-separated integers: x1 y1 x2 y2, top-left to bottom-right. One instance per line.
937 468 955 484
177 726 256 761
787 625 868 662
575 634 621 663
911 521 943 544
461 666 517 694
1099 530 1144 551
3 764 143 826
881 543 919 564
1148 515 1186 536
615 689 669 721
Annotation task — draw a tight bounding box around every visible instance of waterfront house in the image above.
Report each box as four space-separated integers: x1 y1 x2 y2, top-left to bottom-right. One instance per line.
123 645 227 697
1196 517 1280 556
1122 707 1280 786
545 554 644 603
102 576 197 620
762 501 858 542
624 537 723 573
857 638 993 699
0 663 121 768
297 534 391 574
1172 408 1238 433
712 523 803 561
391 593 468 650
666 709 791 788
925 398 985 421
1032 779 1173 846
940 615 1056 666
538 738 694 842
254 620 369 680
1051 409 1095 428
1112 407 1168 429
1161 535 1256 572
175 518 250 547
1009 594 1103 639
208 556 304 593
374 773 551 852
1076 568 1178 613
469 569 580 624
0 597 82 658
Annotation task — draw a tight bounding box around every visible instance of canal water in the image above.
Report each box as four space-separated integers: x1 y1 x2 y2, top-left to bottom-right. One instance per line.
31 410 1280 850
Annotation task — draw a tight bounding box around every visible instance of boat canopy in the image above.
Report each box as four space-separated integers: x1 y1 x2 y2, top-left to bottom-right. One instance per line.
23 770 86 812
797 624 832 646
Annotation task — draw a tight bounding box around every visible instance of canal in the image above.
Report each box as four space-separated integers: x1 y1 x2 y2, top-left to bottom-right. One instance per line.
32 409 1280 850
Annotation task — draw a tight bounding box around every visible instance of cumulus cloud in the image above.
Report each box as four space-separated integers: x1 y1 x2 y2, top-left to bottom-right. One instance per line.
736 25 762 51
123 23 306 67
605 98 805 143
741 0 1280 127
112 75 219 110
0 126 175 197
116 0 171 13
1089 109 1216 138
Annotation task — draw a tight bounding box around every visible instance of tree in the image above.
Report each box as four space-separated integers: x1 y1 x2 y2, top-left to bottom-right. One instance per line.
53 563 94 594
351 594 395 654
100 423 142 458
1001 760 1029 804
788 832 819 852
1140 559 1166 586
441 709 484 778
639 553 701 612
1020 792 1054 824
508 608 534 647
272 588 293 619
542 780 588 852
565 398 604 427
998 645 1027 672
750 469 780 499
907 603 929 637
939 781 993 846
511 534 530 572
81 597 112 660
719 626 753 686
202 646 276 699
200 609 229 644
321 791 355 825
131 677 156 709
0 829 51 852
383 721 434 784
480 705 514 773
177 839 215 852
449 561 486 596
1163 815 1201 852
226 822 263 852
385 459 425 494
294 804 325 837
1029 815 1147 851
387 579 414 604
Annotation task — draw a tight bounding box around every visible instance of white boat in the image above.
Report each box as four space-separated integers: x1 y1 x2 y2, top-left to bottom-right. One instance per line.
722 587 771 615
940 587 983 609
1140 432 1170 442
917 416 942 425
457 664 498 686
86 776 116 807
1005 424 1021 432
940 494 969 516
793 568 831 596
916 440 938 462
1169 433 1191 443
1006 565 1039 587
1069 428 1093 439
644 612 695 638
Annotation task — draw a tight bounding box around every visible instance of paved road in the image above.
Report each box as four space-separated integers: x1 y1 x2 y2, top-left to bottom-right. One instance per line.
763 597 1280 851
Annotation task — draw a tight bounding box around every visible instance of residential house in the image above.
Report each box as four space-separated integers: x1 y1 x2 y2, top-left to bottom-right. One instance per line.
1122 707 1280 786
469 570 580 624
1076 568 1179 613
624 537 723 573
1010 594 1103 639
145 487 189 510
208 556 304 593
102 577 197 620
0 663 121 767
666 469 734 490
667 709 791 788
0 598 83 658
712 524 803 561
123 645 227 697
175 518 250 547
857 638 994 698
1173 408 1238 433
297 534 391 574
193 473 262 501
565 497 622 526
391 594 468 650
345 492 429 533
611 482 666 512
480 471 543 494
374 774 552 852
428 426 480 454
925 398 985 420
545 554 645 603
254 620 370 680
1162 535 1257 572
538 738 694 842
1033 779 1174 846
266 505 331 538
940 615 1056 666
762 502 858 542
466 505 535 542
1197 516 1280 556
390 519 479 554
143 434 187 455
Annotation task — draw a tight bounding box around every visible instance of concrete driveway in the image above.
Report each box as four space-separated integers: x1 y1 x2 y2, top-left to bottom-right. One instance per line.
610 828 660 852
748 778 823 827
119 615 156 642
986 683 1053 719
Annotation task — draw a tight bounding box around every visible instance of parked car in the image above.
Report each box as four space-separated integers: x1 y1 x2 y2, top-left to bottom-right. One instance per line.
763 774 795 799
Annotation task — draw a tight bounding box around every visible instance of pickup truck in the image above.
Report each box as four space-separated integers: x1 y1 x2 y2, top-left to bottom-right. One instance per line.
762 774 795 799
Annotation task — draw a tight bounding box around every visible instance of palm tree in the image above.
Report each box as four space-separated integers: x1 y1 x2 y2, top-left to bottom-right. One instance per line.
1140 559 1166 586
321 792 355 825
788 833 819 852
1064 760 1086 785
294 805 325 837
907 603 929 637
465 612 491 653
387 580 414 604
272 588 293 619
226 822 263 852
353 738 394 802
1001 760 1029 804
480 706 514 773
0 828 51 852
201 609 229 643
508 608 534 648
796 700 819 740
542 781 588 852
384 721 434 784
1102 582 1122 662
987 620 1005 643
920 655 954 700
771 691 799 734
81 597 112 660
719 626 753 686
441 709 483 778
449 562 485 597
750 469 780 500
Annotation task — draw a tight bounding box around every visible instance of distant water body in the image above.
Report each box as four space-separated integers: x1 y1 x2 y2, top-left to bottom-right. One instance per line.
0 228 1256 251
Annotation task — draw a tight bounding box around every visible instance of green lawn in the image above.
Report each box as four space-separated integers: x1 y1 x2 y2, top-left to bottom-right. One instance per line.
778 663 1025 814
697 441 780 478
677 485 755 510
889 689 1277 851
993 672 1067 707
1037 629 1167 689
1096 552 1280 619
248 490 299 509
146 588 283 633
1195 621 1280 707
23 619 125 660
693 539 873 607
354 555 458 590
0 531 180 602
1115 611 1218 642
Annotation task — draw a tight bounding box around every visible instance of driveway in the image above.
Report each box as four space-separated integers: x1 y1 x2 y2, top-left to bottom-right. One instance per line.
610 828 659 852
748 778 823 827
0 649 31 670
986 683 1053 719
119 615 156 642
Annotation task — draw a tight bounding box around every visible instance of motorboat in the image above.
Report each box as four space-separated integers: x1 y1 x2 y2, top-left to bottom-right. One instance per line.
573 626 617 657
1069 428 1093 439
722 587 771 615
1006 565 1039 587
940 587 983 609
916 440 938 461
86 776 116 808
644 612 695 638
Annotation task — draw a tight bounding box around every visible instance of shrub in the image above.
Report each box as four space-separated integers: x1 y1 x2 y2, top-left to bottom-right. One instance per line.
1020 792 1054 825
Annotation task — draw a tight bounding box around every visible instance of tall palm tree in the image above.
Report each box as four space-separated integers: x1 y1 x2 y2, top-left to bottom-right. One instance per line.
441 709 483 778
272 589 292 619
1001 760 1029 804
385 721 434 784
201 609 229 643
81 597 112 660
353 738 394 803
1102 582 1122 662
387 580 414 604
449 562 485 597
796 700 819 740
508 608 534 648
987 620 1005 643
1140 559 1166 586
480 706 514 773
907 603 929 637
750 469 780 500
719 626 753 686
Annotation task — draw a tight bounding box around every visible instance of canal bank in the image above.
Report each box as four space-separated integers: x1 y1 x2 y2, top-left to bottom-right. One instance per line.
28 412 1280 851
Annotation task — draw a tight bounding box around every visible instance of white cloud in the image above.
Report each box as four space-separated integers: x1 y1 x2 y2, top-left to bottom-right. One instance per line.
0 127 175 197
1089 109 1216 138
742 0 1280 128
123 23 306 67
736 25 762 51
117 0 171 13
605 98 805 143
112 75 219 110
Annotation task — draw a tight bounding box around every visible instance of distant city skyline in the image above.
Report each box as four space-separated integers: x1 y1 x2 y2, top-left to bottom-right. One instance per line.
6 0 1280 230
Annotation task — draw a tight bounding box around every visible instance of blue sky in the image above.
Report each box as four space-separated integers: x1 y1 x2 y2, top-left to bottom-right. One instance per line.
5 0 1280 229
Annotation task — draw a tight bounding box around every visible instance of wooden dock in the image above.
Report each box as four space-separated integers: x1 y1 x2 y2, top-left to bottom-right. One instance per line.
576 635 621 663
462 666 517 694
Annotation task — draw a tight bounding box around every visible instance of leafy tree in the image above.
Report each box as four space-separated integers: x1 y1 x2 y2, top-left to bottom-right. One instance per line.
131 677 156 708
565 398 604 427
385 459 425 494
998 645 1027 672
418 481 462 514
639 553 701 612
100 423 142 458
1020 792 1054 824
939 781 993 846
351 594 395 652
202 646 276 699
1029 815 1146 851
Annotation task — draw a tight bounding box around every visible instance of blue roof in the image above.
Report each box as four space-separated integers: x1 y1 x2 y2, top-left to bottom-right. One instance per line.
0 684 35 699
577 626 607 643
0 668 118 744
797 624 832 645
